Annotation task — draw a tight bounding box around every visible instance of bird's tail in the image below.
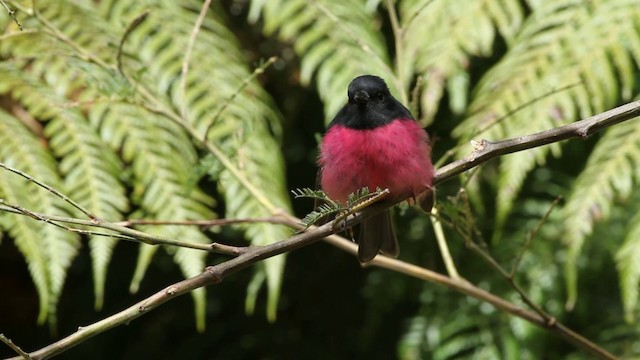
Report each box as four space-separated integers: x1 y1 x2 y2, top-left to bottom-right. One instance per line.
358 210 398 263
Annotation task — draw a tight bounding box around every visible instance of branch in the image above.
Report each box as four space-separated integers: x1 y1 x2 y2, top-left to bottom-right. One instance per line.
6 100 640 360
0 201 218 253
434 100 640 185
0 0 22 30
180 0 212 121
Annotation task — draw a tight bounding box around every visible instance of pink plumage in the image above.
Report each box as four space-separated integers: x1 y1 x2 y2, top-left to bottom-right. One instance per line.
319 120 434 204
317 75 434 262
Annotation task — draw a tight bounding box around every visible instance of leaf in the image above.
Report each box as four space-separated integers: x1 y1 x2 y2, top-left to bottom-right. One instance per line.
400 0 525 124
251 0 397 121
616 213 640 323
0 109 80 326
563 119 640 309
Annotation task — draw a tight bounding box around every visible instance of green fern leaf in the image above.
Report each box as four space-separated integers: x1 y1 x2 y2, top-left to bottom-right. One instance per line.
99 0 292 321
400 0 524 124
0 109 80 326
251 0 398 121
454 0 640 247
616 213 640 323
563 119 640 309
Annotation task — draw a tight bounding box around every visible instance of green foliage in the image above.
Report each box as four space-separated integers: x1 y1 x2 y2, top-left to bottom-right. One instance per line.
293 186 388 228
2 0 640 357
400 0 525 124
250 0 398 121
0 0 291 328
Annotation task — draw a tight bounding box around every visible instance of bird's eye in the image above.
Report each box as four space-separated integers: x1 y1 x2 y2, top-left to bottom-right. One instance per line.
376 92 384 101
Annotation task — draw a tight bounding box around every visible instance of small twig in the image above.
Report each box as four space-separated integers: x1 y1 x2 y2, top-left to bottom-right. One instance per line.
409 75 423 117
431 205 459 279
472 82 583 137
309 0 402 96
114 216 289 228
31 0 110 69
384 0 408 101
0 203 218 253
333 188 389 227
180 0 212 121
0 162 98 220
0 334 31 359
402 0 436 32
456 191 558 325
210 242 250 256
204 56 278 142
435 100 640 184
510 196 562 277
116 11 149 75
0 0 23 30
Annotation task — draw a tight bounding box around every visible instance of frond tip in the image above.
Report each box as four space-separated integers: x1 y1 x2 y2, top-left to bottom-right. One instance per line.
291 187 335 204
293 187 390 229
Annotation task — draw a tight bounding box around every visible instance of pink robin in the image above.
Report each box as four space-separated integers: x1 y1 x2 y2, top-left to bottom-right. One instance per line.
318 75 435 263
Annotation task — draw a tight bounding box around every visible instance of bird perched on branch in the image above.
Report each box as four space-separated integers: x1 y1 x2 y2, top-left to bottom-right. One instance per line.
318 75 435 263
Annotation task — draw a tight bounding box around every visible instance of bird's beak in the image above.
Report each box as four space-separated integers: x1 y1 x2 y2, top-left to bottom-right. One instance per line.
353 90 370 104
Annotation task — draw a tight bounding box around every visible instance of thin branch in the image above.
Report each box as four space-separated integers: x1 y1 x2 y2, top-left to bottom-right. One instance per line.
510 196 562 277
384 0 408 103
0 334 30 360
0 162 97 219
309 0 402 96
14 208 616 360
0 0 22 30
0 203 219 253
114 216 289 228
5 99 640 360
434 100 640 185
116 11 149 75
472 82 583 137
204 56 278 142
180 0 212 121
431 206 459 279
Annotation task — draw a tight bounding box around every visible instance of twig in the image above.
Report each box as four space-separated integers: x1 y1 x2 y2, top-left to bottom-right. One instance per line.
510 196 562 277
12 208 616 360
0 202 218 253
472 82 583 137
0 0 22 30
402 0 436 32
431 206 459 279
116 11 149 75
0 334 30 359
310 0 402 97
5 98 639 360
434 100 640 185
180 0 212 121
204 56 278 142
0 162 97 219
114 216 289 228
384 0 408 102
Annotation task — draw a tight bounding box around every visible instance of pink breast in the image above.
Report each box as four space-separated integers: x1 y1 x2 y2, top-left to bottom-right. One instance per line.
319 120 434 204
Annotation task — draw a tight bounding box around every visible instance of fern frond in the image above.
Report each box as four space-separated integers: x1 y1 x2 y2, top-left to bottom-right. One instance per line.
299 203 342 229
616 212 640 323
250 0 397 121
0 63 129 310
400 0 525 124
0 109 80 326
562 119 640 309
454 0 640 244
292 187 333 203
97 0 293 321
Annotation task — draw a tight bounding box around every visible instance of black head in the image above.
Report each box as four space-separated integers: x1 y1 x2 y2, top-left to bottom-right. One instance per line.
329 75 414 130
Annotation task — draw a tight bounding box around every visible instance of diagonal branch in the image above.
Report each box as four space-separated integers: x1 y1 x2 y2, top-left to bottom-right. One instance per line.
434 100 640 184
5 100 640 360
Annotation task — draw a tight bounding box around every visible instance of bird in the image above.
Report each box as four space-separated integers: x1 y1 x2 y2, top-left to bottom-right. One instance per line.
318 75 435 263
